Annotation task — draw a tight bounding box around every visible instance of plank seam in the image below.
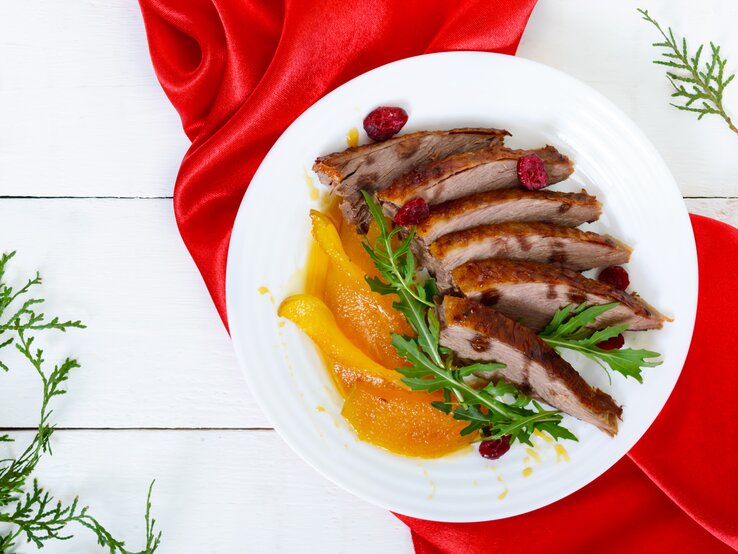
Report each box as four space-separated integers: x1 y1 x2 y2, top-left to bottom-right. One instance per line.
0 427 275 431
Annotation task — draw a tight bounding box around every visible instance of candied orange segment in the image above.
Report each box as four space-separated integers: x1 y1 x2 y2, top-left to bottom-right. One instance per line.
323 268 409 370
338 219 380 278
338 215 401 280
328 359 374 397
310 210 411 368
341 381 472 458
310 210 365 286
294 209 470 459
278 294 401 387
304 237 328 298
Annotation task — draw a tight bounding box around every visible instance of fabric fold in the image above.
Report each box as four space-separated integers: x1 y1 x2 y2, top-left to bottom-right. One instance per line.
138 0 537 325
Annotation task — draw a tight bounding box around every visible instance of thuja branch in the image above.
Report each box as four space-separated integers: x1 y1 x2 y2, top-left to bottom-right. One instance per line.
638 8 737 136
0 251 162 552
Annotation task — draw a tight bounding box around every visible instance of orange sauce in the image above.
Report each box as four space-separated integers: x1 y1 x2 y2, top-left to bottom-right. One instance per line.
496 473 509 500
294 203 471 458
555 443 570 463
346 127 359 147
304 168 320 201
525 447 542 464
258 286 275 304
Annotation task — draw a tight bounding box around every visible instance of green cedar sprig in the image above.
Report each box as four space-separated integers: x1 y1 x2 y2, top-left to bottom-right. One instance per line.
638 8 737 135
360 192 577 445
0 251 161 553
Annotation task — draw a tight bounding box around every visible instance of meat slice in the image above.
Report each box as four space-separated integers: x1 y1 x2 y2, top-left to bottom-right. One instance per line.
427 222 631 289
416 188 602 245
452 259 667 332
378 145 574 216
313 128 508 231
439 296 621 435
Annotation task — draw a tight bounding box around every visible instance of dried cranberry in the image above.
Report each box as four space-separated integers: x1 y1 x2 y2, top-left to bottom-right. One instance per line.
363 106 408 141
598 266 630 291
479 435 511 460
517 154 549 190
597 334 625 351
393 197 429 226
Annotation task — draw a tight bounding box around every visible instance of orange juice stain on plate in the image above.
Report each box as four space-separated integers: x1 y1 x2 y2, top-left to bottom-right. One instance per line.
555 444 570 463
304 168 320 201
525 448 542 464
258 286 275 304
496 474 509 500
346 127 359 147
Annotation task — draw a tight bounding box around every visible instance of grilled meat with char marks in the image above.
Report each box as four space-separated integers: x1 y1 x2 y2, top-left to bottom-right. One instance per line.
439 296 622 435
425 222 631 291
415 188 601 245
452 259 667 332
378 145 574 217
312 128 508 232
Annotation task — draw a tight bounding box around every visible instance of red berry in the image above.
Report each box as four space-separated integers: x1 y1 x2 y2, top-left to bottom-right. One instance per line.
363 106 408 141
597 334 625 351
393 197 429 226
598 266 630 290
479 435 511 460
517 154 549 190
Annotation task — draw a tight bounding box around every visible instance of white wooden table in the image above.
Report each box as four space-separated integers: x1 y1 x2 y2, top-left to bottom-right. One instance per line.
1 1 736 551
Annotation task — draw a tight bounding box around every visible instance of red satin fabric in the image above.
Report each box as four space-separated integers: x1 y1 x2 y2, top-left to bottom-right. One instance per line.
137 1 738 551
399 215 738 553
138 0 537 326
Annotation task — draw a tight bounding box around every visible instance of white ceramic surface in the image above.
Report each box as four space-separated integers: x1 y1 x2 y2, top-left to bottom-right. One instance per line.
226 52 698 522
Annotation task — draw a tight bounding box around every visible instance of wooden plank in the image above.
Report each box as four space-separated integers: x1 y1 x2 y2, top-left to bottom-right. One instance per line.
1 430 412 553
0 198 735 429
0 0 736 199
0 0 188 198
686 198 738 228
0 199 267 429
518 0 738 198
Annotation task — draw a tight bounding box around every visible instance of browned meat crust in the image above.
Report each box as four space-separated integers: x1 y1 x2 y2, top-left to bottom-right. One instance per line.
429 222 632 273
416 188 601 244
312 128 508 231
452 259 667 331
378 145 574 210
440 296 622 435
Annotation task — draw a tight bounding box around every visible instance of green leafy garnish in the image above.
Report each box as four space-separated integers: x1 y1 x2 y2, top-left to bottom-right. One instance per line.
638 8 737 136
539 303 662 383
360 192 576 446
0 251 162 553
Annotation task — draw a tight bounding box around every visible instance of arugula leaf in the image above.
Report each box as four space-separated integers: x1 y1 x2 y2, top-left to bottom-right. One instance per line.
539 303 662 383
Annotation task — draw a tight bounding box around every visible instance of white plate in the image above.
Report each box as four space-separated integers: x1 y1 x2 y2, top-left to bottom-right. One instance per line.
226 52 697 522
